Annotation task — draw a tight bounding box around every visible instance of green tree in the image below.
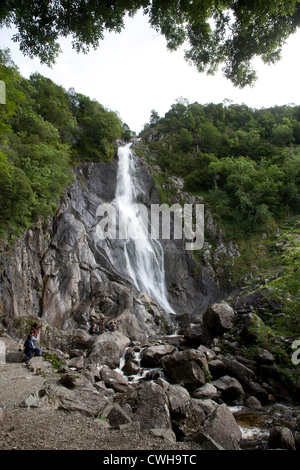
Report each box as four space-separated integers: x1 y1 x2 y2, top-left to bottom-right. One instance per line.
1 1 300 87
28 73 78 143
0 48 26 136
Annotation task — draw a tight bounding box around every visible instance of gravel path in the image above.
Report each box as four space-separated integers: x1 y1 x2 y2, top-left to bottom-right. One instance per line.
0 337 203 452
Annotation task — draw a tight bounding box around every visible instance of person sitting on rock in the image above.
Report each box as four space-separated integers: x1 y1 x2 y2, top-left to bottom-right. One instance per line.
108 321 117 332
23 334 41 364
89 323 99 335
30 322 42 338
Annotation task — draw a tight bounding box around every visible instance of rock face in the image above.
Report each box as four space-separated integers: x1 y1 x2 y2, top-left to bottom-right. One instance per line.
0 146 224 339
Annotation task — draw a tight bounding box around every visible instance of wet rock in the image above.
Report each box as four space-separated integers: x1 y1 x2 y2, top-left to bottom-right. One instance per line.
122 360 140 376
99 366 131 393
140 344 175 368
88 331 130 369
268 426 296 450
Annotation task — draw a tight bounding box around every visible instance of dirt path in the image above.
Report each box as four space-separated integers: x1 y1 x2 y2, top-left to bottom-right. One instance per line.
0 336 203 452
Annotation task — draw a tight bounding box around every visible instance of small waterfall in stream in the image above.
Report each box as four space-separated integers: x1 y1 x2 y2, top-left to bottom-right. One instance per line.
114 143 174 313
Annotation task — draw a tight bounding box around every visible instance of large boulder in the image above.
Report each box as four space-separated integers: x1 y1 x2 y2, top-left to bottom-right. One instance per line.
202 302 235 336
121 347 140 376
99 366 131 393
42 381 111 418
158 379 205 440
117 381 172 431
162 349 209 391
87 331 130 368
140 344 175 368
194 403 242 450
183 323 211 345
212 375 245 404
268 426 296 450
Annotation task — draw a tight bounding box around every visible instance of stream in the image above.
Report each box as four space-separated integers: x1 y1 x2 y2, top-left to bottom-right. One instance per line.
230 403 300 450
115 341 300 450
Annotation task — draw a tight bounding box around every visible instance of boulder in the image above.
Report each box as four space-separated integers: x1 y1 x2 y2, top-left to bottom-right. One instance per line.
67 355 84 370
6 350 25 363
194 403 242 450
88 331 130 368
27 356 52 374
121 345 140 375
203 302 235 336
46 381 111 417
157 379 205 439
244 396 262 410
122 360 140 376
117 381 172 431
60 371 90 389
197 345 216 361
268 426 296 450
183 323 211 345
140 344 175 368
99 366 131 393
233 288 282 314
192 383 220 400
101 403 132 427
162 349 209 391
212 375 245 404
240 312 265 342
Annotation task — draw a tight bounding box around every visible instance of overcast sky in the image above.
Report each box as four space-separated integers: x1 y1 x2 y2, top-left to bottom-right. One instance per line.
1 10 300 133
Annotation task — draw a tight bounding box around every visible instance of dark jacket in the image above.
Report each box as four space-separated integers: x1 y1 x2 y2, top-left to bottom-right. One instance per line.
24 338 34 357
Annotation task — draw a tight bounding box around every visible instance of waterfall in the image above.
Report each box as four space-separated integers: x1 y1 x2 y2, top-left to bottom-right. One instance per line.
114 143 174 313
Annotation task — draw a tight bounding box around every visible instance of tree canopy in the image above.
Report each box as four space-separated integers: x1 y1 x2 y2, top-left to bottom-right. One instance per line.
1 1 300 87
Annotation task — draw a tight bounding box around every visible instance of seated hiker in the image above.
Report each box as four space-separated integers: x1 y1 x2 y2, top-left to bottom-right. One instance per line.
89 323 99 335
30 322 42 338
99 321 105 334
108 321 117 332
24 334 41 364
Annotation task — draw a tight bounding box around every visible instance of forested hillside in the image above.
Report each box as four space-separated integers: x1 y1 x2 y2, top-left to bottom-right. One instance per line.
139 99 300 341
0 49 128 244
141 99 300 236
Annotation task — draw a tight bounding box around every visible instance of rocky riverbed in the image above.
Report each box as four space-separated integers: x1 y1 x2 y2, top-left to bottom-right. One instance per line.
1 298 299 451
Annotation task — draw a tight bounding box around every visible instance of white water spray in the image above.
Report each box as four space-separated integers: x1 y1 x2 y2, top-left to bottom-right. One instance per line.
115 143 173 313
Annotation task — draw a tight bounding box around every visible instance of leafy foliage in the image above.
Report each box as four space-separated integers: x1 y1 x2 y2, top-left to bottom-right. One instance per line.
1 1 300 87
140 99 300 236
0 50 125 244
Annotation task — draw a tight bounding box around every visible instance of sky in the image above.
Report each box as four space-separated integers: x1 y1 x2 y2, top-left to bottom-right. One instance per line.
1 10 300 134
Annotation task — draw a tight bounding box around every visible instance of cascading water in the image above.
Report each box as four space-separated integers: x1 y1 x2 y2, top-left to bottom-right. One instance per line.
114 143 174 313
